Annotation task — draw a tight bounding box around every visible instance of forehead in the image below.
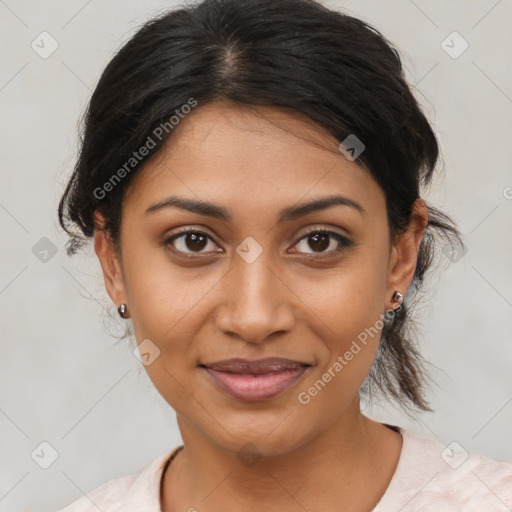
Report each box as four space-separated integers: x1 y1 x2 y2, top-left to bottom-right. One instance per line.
122 101 384 220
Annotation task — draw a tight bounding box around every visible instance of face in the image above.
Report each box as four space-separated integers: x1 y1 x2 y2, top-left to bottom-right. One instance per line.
95 101 426 456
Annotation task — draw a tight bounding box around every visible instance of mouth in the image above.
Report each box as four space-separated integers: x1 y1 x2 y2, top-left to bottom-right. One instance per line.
199 358 312 401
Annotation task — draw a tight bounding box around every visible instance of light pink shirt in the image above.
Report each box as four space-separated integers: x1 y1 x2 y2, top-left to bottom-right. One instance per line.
56 426 512 511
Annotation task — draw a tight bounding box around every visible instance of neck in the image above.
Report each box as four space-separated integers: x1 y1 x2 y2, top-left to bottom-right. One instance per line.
162 399 402 512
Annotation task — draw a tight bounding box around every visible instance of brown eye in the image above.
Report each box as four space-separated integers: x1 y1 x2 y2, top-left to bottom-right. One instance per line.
307 232 330 252
164 228 220 255
292 229 352 256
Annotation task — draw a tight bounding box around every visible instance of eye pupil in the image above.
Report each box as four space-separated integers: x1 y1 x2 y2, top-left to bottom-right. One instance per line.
309 232 330 252
186 232 207 251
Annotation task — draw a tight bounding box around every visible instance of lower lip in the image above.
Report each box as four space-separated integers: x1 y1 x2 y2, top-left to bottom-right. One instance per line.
203 366 310 401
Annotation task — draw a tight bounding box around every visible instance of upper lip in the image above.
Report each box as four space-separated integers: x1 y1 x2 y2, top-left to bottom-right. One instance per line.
201 357 311 375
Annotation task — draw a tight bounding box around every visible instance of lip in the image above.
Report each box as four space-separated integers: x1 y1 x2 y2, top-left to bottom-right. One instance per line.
200 358 311 401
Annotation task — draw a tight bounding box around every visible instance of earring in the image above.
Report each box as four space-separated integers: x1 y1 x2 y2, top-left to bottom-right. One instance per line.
118 303 128 318
392 291 404 309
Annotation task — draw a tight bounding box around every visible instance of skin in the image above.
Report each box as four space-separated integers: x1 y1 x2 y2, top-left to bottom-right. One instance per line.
94 100 428 512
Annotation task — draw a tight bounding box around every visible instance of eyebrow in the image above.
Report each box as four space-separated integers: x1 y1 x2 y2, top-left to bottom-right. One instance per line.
145 194 366 221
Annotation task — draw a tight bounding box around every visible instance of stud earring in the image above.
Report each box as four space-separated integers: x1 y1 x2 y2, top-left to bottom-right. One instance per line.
392 291 404 309
118 303 128 318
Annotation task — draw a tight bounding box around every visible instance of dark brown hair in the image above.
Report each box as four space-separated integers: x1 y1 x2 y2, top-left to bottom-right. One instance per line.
58 0 463 414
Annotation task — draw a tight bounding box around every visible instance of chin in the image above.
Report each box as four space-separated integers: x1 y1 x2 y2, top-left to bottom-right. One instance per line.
208 411 311 458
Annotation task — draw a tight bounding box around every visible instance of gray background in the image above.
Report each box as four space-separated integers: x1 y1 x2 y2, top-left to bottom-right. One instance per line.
1 0 511 510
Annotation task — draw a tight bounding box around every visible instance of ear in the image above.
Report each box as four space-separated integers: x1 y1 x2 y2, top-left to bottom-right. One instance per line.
93 211 128 312
386 198 428 309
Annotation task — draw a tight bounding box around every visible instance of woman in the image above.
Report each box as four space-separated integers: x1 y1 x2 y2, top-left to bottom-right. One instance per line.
56 0 512 510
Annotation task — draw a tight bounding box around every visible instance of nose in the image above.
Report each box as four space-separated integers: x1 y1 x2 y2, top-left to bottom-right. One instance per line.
214 252 295 344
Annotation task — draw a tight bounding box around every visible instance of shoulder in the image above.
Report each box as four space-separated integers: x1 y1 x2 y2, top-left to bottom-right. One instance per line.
55 446 183 512
56 473 136 512
375 426 512 511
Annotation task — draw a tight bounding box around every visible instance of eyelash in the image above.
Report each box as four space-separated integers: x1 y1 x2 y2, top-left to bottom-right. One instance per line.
163 226 353 259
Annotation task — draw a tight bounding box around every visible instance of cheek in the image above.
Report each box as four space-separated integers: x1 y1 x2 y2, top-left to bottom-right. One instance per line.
292 248 389 392
121 234 213 342
297 247 388 341
122 250 226 411
294 283 384 422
